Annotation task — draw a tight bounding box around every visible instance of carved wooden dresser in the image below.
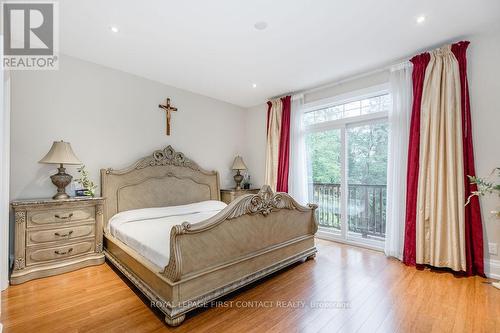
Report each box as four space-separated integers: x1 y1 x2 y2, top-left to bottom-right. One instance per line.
10 197 105 284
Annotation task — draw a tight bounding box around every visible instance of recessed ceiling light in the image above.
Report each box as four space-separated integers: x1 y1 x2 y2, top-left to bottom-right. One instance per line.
416 15 426 24
254 21 268 31
110 26 119 33
252 83 257 88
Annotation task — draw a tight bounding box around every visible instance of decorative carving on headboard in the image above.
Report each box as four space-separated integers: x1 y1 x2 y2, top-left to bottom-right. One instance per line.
137 146 200 170
105 145 202 175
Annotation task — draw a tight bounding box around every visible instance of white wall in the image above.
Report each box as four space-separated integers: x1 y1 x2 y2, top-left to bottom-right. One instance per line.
10 54 247 202
1 38 11 290
244 27 500 272
244 103 267 188
304 71 390 104
467 25 500 265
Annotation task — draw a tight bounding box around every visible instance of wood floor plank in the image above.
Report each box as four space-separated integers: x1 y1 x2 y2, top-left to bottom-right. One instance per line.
1 239 498 333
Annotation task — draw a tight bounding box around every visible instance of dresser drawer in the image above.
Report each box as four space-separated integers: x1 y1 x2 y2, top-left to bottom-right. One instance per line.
26 224 95 246
26 240 95 266
27 206 95 227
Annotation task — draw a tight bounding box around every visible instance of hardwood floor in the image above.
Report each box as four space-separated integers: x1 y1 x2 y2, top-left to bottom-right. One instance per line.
1 239 499 333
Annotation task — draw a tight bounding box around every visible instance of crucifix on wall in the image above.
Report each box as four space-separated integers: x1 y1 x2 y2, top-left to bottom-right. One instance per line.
158 98 178 136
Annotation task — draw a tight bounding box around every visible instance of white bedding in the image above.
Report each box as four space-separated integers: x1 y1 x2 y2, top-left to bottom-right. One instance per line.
109 200 227 268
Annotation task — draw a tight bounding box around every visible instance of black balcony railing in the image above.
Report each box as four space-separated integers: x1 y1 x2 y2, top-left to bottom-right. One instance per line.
312 183 387 239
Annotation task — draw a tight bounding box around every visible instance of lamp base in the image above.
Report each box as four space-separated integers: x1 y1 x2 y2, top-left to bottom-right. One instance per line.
50 164 72 200
233 170 244 190
52 192 70 200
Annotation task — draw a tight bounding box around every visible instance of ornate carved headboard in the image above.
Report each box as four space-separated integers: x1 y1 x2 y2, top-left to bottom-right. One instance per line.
100 146 220 232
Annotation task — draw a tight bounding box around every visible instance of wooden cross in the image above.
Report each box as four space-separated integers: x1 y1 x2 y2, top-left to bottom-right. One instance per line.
158 98 178 136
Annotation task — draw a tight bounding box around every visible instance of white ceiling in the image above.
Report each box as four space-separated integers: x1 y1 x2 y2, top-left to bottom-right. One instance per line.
60 0 500 107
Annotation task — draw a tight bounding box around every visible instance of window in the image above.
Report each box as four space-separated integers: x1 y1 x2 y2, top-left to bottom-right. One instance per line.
304 88 389 248
303 94 390 125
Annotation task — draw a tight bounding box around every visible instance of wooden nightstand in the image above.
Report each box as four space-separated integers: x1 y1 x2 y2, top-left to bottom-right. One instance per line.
220 188 260 204
10 197 105 284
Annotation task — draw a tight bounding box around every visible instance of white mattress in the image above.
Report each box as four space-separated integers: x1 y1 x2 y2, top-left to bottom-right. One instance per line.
109 200 227 268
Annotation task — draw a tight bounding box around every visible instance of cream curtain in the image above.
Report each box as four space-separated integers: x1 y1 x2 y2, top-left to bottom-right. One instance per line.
288 95 310 205
385 62 413 260
416 46 466 271
264 99 283 190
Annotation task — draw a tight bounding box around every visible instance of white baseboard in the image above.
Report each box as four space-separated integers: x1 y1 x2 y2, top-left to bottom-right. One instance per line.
485 258 500 280
316 230 384 252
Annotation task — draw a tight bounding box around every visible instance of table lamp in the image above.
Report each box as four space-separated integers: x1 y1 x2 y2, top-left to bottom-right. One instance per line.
232 156 247 190
39 141 82 200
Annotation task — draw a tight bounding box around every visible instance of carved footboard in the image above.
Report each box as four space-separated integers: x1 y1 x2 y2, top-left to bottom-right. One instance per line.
159 186 318 324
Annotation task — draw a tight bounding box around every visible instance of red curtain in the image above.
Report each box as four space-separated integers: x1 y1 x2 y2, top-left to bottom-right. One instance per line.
402 53 430 266
451 41 484 276
276 96 291 192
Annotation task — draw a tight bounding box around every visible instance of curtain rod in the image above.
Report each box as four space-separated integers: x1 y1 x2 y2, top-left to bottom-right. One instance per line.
268 58 408 101
268 38 467 101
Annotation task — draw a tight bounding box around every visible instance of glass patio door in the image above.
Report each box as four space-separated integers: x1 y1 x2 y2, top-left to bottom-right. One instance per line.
306 128 342 235
346 121 388 242
303 90 389 248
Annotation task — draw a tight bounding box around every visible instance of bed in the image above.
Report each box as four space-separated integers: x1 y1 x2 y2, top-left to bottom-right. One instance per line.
100 146 318 326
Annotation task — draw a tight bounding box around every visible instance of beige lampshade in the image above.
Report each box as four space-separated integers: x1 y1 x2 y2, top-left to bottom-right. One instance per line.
231 156 247 170
39 141 82 165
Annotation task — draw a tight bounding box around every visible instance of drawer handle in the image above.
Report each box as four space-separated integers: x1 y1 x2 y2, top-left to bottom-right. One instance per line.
54 230 74 237
54 248 73 255
54 213 73 220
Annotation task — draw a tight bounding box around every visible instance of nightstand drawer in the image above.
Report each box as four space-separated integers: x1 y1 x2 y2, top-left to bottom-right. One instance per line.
26 240 95 266
27 224 95 246
220 189 259 204
27 206 95 227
